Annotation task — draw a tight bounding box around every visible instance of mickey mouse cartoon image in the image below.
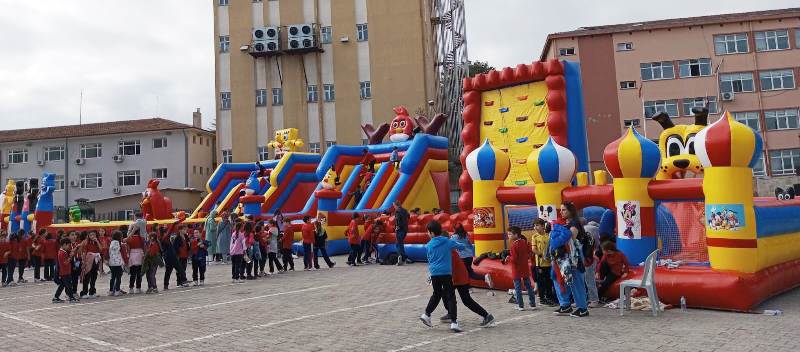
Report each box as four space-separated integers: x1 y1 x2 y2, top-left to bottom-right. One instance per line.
775 185 797 201
621 201 637 238
538 205 554 221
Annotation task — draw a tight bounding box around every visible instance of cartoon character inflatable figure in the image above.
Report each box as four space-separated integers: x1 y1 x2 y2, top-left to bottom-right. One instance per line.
321 168 337 190
389 106 415 142
652 108 708 179
621 201 637 239
21 178 39 233
0 180 15 229
69 205 82 223
141 179 174 220
268 128 305 158
8 181 25 233
34 173 55 228
239 171 265 217
775 185 798 200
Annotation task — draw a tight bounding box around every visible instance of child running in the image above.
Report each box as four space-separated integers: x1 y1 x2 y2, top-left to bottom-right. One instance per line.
419 220 467 333
439 249 495 327
504 226 537 311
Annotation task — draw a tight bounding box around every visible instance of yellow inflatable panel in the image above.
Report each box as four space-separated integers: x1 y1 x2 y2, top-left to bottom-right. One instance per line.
480 81 550 187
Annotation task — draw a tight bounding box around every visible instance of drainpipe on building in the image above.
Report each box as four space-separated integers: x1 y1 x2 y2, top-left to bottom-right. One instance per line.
182 129 189 188
64 137 69 222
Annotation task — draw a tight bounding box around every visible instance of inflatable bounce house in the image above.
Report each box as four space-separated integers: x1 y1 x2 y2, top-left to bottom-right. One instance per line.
462 59 800 311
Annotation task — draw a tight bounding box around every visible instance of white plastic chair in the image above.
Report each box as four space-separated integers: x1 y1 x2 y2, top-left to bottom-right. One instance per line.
619 249 660 317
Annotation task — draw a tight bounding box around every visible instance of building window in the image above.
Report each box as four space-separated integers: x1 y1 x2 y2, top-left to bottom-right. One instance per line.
797 29 800 49
222 149 232 163
54 175 65 191
219 35 230 53
80 143 102 159
770 149 800 176
193 165 197 174
44 146 65 161
752 153 766 177
732 111 760 131
678 58 711 78
640 61 674 81
759 69 795 91
643 100 679 118
256 89 267 106
682 97 718 116
307 85 318 103
356 23 368 42
616 42 633 51
323 84 335 102
152 168 168 179
558 47 575 56
359 81 371 100
219 0 228 5
765 109 799 131
719 72 755 93
714 33 749 55
619 81 636 90
118 140 141 156
192 135 196 144
152 137 167 149
309 142 321 153
272 88 283 106
80 173 103 189
325 141 336 148
258 146 269 161
362 139 369 145
623 119 641 128
117 170 140 187
221 92 232 110
321 26 332 44
754 30 790 51
6 148 28 164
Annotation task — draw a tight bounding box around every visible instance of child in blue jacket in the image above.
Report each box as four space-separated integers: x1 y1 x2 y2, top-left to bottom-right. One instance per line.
420 220 466 333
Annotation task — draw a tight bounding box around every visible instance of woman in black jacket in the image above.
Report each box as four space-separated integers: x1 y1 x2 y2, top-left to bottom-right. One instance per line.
313 220 335 269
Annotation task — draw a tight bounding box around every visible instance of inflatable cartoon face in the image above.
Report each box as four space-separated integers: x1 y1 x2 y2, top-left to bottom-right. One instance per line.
244 171 258 196
775 186 796 200
41 173 55 193
389 106 414 142
1 180 14 214
652 108 708 179
321 168 336 190
69 205 81 223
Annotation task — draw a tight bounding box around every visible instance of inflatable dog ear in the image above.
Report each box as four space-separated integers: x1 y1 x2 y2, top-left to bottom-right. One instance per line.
775 186 796 201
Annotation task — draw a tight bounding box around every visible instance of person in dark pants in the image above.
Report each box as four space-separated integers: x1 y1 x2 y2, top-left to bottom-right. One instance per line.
532 218 557 305
266 220 283 274
175 226 190 286
350 185 363 209
229 222 246 282
79 230 103 298
15 230 30 283
69 231 81 295
160 227 180 290
3 232 18 286
31 229 47 282
597 241 630 298
143 232 162 294
313 220 335 269
346 213 362 266
393 200 410 265
43 232 59 281
439 250 495 327
190 229 209 286
53 238 77 303
280 218 295 271
300 216 315 270
0 232 10 287
419 221 465 333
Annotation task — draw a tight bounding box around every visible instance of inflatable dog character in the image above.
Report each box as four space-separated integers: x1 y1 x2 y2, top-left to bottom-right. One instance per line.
652 107 708 179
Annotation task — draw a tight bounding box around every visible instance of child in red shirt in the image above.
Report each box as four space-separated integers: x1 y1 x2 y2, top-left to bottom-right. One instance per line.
597 241 630 297
53 238 77 303
0 232 10 287
31 229 47 282
346 213 362 266
12 230 30 284
362 219 382 264
280 218 295 271
503 226 536 311
143 232 162 293
301 216 316 270
438 250 495 326
43 232 59 281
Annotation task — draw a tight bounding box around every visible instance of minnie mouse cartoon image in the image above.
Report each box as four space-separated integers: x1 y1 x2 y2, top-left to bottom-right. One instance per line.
621 201 637 239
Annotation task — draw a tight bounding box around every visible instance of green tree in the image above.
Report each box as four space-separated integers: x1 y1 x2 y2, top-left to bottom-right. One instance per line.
468 60 494 77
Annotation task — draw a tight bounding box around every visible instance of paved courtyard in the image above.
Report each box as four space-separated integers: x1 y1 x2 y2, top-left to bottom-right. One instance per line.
0 256 797 352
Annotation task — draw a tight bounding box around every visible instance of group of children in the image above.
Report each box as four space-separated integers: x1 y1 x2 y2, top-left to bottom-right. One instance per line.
420 201 631 332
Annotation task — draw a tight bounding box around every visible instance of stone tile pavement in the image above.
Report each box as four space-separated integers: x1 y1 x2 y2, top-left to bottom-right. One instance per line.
0 256 798 351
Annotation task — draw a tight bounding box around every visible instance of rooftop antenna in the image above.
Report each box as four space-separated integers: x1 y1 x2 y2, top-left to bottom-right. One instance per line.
79 89 83 125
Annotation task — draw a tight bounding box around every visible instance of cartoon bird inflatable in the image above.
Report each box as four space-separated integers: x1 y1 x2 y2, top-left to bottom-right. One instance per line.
389 106 415 142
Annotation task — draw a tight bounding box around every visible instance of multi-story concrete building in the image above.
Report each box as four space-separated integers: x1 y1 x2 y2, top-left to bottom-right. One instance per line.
541 8 800 193
213 0 437 163
0 113 216 221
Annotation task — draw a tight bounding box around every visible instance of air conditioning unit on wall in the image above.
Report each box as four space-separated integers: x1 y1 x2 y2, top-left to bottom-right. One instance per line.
252 26 280 54
75 158 85 165
286 24 316 51
721 92 735 101
113 155 125 163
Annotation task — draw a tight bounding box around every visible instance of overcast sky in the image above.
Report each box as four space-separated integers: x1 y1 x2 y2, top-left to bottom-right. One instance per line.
1 0 796 131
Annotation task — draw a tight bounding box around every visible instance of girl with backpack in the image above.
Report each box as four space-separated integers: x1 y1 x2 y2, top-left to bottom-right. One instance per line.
313 219 335 269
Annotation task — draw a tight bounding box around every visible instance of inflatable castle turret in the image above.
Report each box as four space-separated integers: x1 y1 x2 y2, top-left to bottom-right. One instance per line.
465 139 510 255
526 137 576 223
603 127 661 264
695 112 762 273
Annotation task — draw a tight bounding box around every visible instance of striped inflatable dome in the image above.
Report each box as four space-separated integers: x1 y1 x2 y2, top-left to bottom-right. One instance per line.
526 137 576 184
466 139 511 181
603 127 661 179
695 111 763 168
